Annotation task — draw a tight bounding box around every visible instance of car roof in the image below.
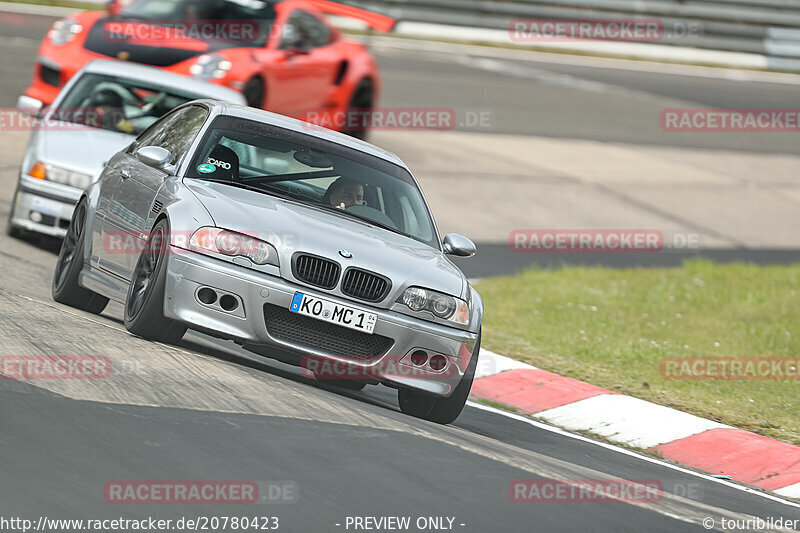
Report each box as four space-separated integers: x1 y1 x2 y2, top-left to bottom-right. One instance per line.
81 60 246 105
199 101 408 169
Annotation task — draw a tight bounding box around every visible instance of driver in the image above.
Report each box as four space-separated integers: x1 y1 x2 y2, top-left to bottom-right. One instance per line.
325 177 364 209
88 89 135 134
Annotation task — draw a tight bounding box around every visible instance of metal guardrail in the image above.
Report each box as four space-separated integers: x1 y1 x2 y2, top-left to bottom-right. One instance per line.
51 0 800 70
349 0 800 70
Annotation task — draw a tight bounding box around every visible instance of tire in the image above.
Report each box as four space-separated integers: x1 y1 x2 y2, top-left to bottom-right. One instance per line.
398 330 481 425
345 79 373 140
243 76 264 108
123 218 186 344
5 218 22 238
51 198 109 314
6 185 25 239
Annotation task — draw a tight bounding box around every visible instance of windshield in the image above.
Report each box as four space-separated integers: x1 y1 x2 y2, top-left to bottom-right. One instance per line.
54 73 210 135
186 115 439 248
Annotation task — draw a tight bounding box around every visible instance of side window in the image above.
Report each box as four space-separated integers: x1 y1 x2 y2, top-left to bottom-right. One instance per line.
298 12 331 47
135 106 209 165
281 10 330 49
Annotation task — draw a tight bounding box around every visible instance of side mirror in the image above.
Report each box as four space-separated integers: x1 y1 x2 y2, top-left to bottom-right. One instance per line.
17 95 44 118
136 146 172 170
443 233 476 257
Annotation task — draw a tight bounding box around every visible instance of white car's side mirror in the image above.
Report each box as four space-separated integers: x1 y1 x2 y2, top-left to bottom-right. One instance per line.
17 95 44 118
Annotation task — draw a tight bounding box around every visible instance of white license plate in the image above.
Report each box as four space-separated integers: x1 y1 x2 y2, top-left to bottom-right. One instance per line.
31 196 62 216
289 291 377 334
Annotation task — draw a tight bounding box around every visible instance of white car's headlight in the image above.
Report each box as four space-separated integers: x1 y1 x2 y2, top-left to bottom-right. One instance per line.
48 19 83 45
189 227 279 267
28 161 92 190
398 286 470 326
189 54 233 80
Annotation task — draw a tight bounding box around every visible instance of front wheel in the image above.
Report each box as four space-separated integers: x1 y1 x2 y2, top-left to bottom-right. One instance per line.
123 219 186 344
51 198 109 314
398 330 481 424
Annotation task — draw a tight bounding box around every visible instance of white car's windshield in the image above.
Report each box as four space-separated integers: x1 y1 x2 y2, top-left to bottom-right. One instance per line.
55 73 208 135
186 115 438 248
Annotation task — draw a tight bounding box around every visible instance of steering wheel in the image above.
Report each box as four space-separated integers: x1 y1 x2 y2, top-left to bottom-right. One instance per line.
129 92 166 118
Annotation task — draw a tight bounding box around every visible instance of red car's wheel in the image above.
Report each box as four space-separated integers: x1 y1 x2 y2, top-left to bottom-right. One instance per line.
243 76 265 108
346 79 373 140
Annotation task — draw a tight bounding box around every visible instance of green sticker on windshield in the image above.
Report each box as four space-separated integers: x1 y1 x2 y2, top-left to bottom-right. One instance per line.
197 163 216 174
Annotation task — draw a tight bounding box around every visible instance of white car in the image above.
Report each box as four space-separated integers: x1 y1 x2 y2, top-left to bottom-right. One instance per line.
8 59 245 239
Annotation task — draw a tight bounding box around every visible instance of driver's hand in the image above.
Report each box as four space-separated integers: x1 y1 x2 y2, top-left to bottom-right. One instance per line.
336 202 346 210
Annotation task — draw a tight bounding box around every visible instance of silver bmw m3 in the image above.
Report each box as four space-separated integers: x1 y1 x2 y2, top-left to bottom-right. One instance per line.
52 100 483 424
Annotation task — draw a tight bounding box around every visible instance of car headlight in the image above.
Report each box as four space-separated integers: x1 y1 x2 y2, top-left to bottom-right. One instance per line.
398 286 470 326
29 161 92 189
48 19 83 45
189 227 279 267
189 54 233 80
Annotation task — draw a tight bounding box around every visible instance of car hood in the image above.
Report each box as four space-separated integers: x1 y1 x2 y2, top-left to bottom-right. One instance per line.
33 127 133 179
185 181 465 302
83 16 257 67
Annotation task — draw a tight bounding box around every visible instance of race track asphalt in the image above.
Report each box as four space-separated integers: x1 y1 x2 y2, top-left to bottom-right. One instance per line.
0 10 799 532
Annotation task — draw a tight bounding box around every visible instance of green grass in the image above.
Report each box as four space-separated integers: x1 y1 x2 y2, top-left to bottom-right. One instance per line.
478 260 800 445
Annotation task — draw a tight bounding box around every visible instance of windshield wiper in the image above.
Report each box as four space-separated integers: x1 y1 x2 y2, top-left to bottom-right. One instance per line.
191 178 292 200
309 202 416 239
239 170 339 184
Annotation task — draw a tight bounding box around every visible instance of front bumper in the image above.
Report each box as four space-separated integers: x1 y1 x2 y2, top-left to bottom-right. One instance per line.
9 173 82 238
164 249 479 397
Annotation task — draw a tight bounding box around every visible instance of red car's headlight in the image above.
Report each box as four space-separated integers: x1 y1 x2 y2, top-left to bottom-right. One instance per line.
189 227 279 267
189 54 233 80
48 19 83 45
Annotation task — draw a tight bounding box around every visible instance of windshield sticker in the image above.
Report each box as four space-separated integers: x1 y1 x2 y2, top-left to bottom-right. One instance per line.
197 163 216 174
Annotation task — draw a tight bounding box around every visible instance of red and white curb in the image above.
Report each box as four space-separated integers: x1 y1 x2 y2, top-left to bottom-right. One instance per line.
471 348 800 499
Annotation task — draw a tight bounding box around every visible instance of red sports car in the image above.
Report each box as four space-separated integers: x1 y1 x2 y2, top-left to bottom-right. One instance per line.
25 0 395 136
